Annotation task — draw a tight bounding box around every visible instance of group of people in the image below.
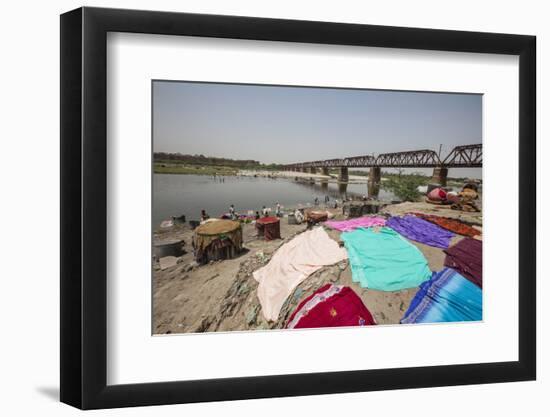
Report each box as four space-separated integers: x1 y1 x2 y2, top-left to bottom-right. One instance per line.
255 202 283 219
314 195 332 206
199 202 284 223
199 194 344 224
199 192 351 225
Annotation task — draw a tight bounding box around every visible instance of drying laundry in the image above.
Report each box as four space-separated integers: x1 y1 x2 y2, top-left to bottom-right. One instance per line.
253 227 347 321
444 238 483 288
413 213 481 238
286 284 376 329
324 216 386 232
386 215 455 248
341 227 431 291
401 267 482 324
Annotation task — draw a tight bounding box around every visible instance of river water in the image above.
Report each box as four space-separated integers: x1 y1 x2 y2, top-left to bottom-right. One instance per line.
153 174 397 228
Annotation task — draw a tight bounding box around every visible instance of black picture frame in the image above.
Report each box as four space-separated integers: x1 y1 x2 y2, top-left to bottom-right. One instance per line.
60 6 536 410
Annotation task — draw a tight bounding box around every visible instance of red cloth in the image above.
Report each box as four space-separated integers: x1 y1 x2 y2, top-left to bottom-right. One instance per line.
257 216 279 225
256 217 281 240
286 284 376 329
444 238 483 288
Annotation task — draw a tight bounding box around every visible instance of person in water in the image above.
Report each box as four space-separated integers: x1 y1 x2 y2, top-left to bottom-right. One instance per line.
200 209 210 222
255 211 261 220
229 204 236 220
262 206 269 217
275 202 282 217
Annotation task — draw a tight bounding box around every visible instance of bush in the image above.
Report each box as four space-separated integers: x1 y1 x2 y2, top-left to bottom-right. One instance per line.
382 172 427 202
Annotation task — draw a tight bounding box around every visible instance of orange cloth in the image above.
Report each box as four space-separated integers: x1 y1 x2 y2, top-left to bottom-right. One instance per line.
413 213 481 238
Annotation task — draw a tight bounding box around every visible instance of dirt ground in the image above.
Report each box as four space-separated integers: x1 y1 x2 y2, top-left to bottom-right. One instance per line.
153 201 480 334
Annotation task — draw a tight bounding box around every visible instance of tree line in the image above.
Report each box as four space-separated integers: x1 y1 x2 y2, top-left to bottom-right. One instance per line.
153 152 283 170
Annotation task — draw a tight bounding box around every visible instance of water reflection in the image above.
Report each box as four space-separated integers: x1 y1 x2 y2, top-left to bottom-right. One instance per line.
153 174 396 228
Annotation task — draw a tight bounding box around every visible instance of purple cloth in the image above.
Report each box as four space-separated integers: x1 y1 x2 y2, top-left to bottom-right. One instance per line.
386 215 454 249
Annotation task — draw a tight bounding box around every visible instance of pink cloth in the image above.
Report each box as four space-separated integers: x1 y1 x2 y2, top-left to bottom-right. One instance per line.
324 216 386 232
428 188 447 201
253 227 348 321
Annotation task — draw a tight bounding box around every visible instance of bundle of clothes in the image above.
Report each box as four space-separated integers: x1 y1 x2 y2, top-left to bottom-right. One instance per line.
425 182 480 212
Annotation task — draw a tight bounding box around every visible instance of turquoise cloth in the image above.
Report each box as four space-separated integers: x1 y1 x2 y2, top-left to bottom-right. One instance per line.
342 227 431 291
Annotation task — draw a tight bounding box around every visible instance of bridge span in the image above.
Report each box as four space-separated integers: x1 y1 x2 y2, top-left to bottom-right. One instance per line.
282 143 481 186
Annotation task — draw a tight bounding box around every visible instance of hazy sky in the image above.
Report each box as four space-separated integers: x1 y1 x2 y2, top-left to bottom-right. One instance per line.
153 81 482 178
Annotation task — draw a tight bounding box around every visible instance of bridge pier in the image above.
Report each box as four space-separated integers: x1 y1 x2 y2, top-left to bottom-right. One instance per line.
338 167 349 183
338 183 348 196
309 167 317 174
321 167 329 177
431 167 448 187
368 166 381 198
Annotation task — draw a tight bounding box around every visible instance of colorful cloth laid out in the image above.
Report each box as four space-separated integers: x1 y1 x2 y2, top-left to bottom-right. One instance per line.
341 227 431 291
305 210 329 225
253 227 348 321
324 216 386 232
286 284 376 329
386 215 455 249
451 188 480 212
193 220 243 262
412 213 481 238
160 219 174 228
472 225 483 241
401 267 482 324
428 187 447 201
444 238 483 288
446 191 460 204
255 216 281 240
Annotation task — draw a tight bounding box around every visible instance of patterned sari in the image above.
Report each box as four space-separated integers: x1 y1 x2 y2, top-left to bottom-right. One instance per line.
401 268 482 324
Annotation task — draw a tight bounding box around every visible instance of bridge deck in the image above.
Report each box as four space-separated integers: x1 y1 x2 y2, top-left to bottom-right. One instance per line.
284 144 482 169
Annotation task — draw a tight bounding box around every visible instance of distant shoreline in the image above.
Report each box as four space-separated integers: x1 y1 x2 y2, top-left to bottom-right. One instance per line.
153 165 471 186
154 163 371 183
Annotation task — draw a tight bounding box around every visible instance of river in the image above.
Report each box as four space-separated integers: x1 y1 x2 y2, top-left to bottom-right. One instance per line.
153 174 397 228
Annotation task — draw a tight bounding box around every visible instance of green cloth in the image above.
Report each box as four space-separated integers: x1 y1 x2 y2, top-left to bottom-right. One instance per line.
342 227 431 291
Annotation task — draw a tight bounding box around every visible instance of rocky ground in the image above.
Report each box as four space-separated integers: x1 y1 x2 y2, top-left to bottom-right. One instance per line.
153 201 481 335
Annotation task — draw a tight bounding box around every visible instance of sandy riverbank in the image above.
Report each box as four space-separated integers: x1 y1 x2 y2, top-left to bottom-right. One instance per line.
153 200 481 334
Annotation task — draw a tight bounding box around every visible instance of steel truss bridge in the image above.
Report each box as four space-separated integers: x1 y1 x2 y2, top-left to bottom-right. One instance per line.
283 144 482 170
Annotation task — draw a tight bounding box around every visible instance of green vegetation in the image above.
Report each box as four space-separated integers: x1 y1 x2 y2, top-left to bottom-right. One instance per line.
153 152 284 175
154 163 239 175
348 170 369 177
381 171 429 202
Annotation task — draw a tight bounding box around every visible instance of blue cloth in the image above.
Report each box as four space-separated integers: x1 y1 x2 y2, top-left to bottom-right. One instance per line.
401 268 482 324
341 227 431 291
